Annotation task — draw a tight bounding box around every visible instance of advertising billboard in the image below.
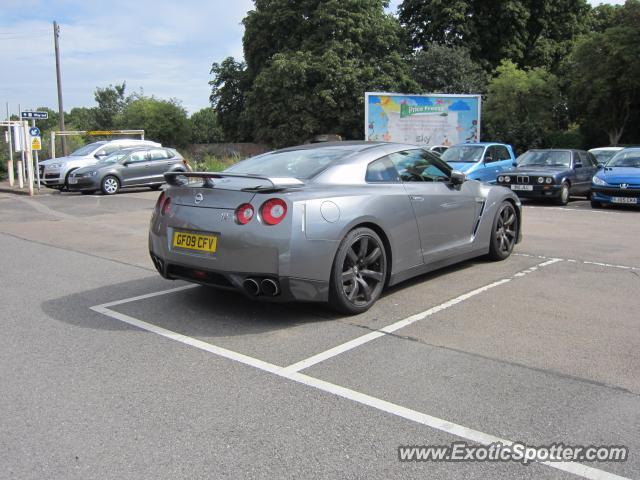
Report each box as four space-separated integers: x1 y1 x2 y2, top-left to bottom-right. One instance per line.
365 92 481 146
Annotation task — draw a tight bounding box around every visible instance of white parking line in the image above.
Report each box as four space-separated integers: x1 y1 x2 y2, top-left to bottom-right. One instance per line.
282 258 562 374
524 205 624 215
90 275 630 480
515 253 640 272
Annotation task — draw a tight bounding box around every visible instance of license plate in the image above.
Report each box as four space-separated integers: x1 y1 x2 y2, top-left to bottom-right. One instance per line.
611 197 637 204
172 231 217 253
68 178 78 184
511 184 533 191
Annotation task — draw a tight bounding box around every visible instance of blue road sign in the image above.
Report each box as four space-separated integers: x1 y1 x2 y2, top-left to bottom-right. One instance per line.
21 111 49 120
29 127 41 137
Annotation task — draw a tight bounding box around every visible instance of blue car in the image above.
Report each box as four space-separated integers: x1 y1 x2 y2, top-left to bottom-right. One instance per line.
591 148 640 208
440 143 516 183
496 149 598 205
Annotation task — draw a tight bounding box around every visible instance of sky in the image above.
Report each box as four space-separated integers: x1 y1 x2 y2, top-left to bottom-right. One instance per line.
0 0 627 117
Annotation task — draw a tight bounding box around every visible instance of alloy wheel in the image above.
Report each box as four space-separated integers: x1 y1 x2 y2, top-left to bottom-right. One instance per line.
103 177 119 195
341 234 385 306
495 204 517 255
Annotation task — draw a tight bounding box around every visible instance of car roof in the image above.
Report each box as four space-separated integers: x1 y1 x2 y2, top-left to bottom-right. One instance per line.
452 142 506 146
589 147 624 151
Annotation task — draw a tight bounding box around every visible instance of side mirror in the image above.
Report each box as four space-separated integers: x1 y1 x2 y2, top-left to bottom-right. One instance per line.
450 170 466 185
512 161 518 167
95 153 106 159
597 164 604 170
484 156 493 163
122 160 131 166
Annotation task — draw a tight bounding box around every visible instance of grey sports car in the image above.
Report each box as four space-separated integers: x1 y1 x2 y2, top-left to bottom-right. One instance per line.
149 142 522 314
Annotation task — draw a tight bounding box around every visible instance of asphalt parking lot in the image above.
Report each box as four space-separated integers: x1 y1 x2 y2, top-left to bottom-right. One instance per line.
1 189 639 479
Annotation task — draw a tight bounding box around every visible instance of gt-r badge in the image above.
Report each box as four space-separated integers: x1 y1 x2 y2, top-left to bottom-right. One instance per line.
220 212 231 222
194 193 204 204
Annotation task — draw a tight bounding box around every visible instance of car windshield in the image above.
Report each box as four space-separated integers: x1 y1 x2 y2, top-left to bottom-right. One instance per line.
607 150 640 168
225 148 353 180
440 146 484 163
518 150 571 167
69 142 105 156
591 150 619 164
98 151 130 164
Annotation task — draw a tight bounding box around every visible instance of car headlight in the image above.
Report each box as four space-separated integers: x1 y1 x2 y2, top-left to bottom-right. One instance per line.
498 176 504 182
90 171 98 176
592 176 607 186
537 177 545 184
545 177 553 184
504 176 511 183
48 163 62 168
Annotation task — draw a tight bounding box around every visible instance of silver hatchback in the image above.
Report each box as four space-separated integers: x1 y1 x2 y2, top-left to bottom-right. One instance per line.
67 147 188 195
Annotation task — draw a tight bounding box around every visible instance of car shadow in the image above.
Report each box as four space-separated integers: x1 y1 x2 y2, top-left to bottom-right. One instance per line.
42 255 489 341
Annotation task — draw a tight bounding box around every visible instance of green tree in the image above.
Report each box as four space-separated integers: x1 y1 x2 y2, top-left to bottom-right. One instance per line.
119 96 191 148
484 60 564 153
212 0 417 147
94 82 128 129
189 107 223 144
66 107 98 130
399 0 590 72
209 58 252 142
411 44 488 94
567 1 640 145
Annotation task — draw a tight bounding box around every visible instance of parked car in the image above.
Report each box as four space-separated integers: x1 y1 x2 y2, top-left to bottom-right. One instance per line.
589 147 624 166
149 142 522 314
425 145 449 156
496 149 598 205
66 147 187 195
591 147 640 208
39 139 161 190
440 142 516 183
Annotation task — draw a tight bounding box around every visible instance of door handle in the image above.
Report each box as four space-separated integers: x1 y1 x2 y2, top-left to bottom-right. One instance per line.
410 195 424 201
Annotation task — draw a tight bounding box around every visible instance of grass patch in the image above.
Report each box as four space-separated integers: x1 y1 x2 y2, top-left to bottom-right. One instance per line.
189 153 243 172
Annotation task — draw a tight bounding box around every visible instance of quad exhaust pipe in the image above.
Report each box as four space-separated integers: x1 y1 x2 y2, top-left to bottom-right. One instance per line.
260 278 279 297
242 277 280 297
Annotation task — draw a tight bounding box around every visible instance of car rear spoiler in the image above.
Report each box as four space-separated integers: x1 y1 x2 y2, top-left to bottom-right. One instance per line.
164 172 305 191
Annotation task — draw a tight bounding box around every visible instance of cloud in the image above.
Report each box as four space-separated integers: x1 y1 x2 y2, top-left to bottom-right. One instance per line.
0 0 253 114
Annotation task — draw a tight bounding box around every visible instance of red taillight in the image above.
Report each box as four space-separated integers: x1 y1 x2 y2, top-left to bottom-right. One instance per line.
155 191 166 212
235 203 254 225
260 198 287 225
161 197 171 215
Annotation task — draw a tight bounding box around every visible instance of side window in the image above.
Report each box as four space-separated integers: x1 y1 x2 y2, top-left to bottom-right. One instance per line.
365 157 400 183
164 149 175 159
128 151 148 163
576 151 588 167
148 149 169 161
494 145 511 161
388 149 451 182
587 152 598 167
484 146 497 163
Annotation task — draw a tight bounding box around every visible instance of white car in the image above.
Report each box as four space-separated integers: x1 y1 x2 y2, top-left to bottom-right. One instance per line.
588 147 624 167
39 139 161 189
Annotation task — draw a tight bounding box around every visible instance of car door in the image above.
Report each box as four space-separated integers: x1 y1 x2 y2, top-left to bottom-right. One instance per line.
494 144 514 174
147 148 173 183
121 150 152 186
389 149 481 262
573 151 593 194
479 146 500 183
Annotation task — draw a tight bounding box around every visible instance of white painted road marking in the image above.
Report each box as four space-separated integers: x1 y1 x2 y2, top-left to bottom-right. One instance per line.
515 253 640 272
283 258 562 374
91 265 631 480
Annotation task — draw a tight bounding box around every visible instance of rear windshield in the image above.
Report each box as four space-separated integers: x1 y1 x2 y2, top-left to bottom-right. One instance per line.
518 150 571 167
225 148 352 180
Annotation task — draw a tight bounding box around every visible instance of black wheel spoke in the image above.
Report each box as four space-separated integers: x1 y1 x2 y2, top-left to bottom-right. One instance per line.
358 236 369 260
363 247 381 266
360 269 383 281
342 270 355 282
504 213 516 226
347 281 359 301
347 247 359 265
356 277 372 301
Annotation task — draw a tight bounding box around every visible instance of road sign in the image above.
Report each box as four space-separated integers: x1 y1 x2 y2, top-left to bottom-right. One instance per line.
21 111 49 120
31 136 42 151
29 127 40 137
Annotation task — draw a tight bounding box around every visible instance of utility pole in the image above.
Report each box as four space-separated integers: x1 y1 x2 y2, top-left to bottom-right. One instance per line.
5 103 14 186
53 21 67 156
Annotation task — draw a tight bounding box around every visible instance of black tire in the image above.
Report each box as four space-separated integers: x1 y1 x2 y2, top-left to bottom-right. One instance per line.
329 227 387 315
101 175 120 195
591 200 603 209
488 201 518 261
80 190 95 195
556 182 570 205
